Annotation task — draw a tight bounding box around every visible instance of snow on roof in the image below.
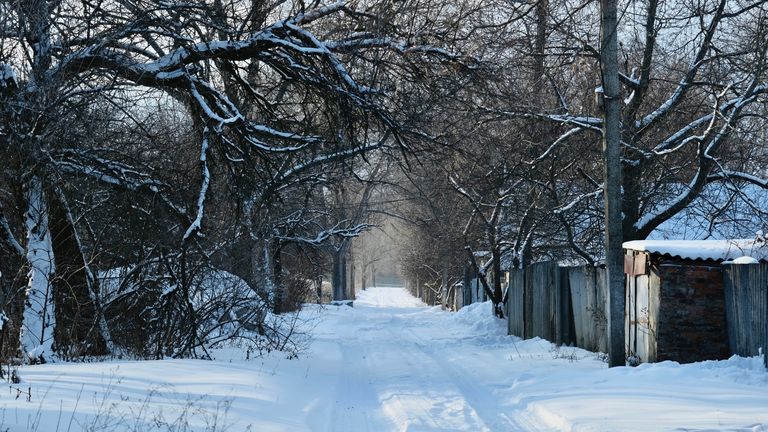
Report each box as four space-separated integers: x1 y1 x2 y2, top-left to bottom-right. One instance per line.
623 239 768 262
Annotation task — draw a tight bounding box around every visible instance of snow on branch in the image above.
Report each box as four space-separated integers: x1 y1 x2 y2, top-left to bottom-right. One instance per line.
52 151 190 224
188 78 244 125
544 114 603 130
637 0 727 131
652 115 712 155
53 149 165 187
278 138 388 182
480 108 603 131
246 124 322 144
449 176 489 227
51 148 163 182
708 170 768 189
184 127 212 240
326 37 473 65
527 127 583 165
284 21 374 94
652 84 768 156
276 222 374 247
553 187 603 214
0 207 23 256
294 0 346 25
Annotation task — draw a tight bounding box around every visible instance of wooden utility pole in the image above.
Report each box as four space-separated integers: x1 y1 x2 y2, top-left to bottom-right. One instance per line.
599 0 625 367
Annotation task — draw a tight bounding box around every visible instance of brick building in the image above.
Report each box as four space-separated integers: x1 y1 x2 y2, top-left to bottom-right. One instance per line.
623 239 767 364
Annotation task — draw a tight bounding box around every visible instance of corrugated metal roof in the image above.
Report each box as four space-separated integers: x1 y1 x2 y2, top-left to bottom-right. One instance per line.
623 239 768 263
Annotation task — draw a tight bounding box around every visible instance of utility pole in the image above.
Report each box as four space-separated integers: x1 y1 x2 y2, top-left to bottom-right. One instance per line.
600 0 625 367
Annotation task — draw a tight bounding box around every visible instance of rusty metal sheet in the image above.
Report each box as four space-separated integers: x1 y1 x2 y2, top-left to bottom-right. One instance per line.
634 253 649 276
624 254 635 274
625 252 649 276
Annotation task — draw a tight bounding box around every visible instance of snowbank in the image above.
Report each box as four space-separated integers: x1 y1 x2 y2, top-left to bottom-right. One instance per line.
453 300 507 335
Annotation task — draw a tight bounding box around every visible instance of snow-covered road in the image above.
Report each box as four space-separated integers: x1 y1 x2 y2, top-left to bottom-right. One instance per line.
315 288 539 431
4 287 768 431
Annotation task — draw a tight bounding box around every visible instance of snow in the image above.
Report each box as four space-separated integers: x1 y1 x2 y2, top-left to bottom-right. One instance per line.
732 256 760 264
3 287 767 431
624 239 768 262
0 63 16 88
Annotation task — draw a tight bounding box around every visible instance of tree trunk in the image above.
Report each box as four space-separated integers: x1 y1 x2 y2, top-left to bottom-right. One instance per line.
348 249 355 300
47 186 110 359
441 266 448 309
272 240 284 314
492 246 504 318
244 238 274 304
622 162 643 241
20 177 55 363
533 0 548 99
416 275 421 301
331 250 347 301
315 276 323 303
462 265 471 308
600 0 626 367
371 264 376 288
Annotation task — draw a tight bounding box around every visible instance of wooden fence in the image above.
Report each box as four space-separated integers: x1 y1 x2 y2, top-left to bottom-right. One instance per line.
407 273 485 310
723 262 768 368
568 266 608 353
506 262 607 350
504 260 766 366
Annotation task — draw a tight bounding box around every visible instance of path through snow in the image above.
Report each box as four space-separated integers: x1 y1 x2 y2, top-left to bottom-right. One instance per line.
2 287 768 431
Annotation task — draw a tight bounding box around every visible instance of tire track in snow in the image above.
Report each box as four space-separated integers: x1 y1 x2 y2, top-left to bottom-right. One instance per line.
332 307 493 431
400 322 545 431
324 289 544 431
371 328 492 431
327 320 396 432
347 308 501 431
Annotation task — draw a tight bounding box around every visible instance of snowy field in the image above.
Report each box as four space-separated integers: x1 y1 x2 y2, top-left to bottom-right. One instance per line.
2 287 767 431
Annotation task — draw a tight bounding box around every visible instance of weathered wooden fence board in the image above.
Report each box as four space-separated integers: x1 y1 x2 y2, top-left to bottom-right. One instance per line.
568 266 607 353
558 267 575 346
462 267 472 308
454 283 464 310
626 265 658 363
524 261 562 343
507 268 524 337
723 263 768 367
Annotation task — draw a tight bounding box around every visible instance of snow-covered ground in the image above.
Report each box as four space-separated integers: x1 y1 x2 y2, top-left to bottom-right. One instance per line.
3 287 767 431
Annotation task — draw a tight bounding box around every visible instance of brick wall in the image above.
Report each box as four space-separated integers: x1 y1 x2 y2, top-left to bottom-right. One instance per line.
656 263 730 363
